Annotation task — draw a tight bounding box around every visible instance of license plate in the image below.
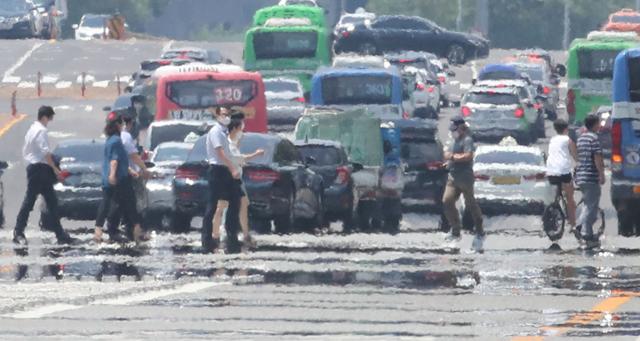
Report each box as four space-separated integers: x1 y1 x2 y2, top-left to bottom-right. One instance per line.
634 186 640 194
492 176 521 185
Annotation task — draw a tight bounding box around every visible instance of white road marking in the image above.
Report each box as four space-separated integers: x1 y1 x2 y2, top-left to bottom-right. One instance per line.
3 76 21 83
162 40 174 53
41 74 59 84
17 82 35 88
49 131 75 138
471 60 478 80
115 75 131 83
92 80 110 88
2 42 44 83
6 281 230 319
85 105 93 112
53 105 71 110
460 83 472 90
76 74 95 84
55 81 72 89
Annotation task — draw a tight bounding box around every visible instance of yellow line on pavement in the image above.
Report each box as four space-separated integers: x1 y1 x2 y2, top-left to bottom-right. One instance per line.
0 114 26 138
512 291 634 340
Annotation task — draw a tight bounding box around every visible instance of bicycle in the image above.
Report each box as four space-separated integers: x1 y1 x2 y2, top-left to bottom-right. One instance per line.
542 181 605 242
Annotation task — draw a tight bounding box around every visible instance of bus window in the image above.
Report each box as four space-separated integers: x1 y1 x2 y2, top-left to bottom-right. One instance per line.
629 57 640 102
254 31 318 59
321 75 393 105
577 50 619 79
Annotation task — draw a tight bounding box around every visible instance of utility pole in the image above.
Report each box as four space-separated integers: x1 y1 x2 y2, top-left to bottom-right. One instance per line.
474 0 489 37
456 0 463 31
563 0 570 50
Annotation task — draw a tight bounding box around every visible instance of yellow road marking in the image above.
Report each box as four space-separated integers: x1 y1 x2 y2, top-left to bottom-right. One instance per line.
513 291 634 340
0 114 26 138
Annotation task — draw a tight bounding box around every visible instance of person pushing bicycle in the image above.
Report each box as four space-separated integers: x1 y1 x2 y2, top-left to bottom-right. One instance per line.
546 119 578 232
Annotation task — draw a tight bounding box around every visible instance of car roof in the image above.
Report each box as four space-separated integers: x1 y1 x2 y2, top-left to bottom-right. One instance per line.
264 77 302 84
163 47 207 54
480 63 519 74
315 66 400 77
385 50 438 61
294 139 343 149
156 141 194 149
476 144 543 156
476 79 529 87
468 86 518 94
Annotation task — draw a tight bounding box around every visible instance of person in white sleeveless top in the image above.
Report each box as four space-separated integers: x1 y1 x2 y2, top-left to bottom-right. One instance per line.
546 119 578 229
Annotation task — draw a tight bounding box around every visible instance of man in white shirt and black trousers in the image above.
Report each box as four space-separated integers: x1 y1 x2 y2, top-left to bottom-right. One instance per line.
13 106 76 246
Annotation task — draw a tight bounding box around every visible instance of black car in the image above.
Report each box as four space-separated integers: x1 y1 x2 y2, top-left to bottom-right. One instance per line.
173 133 325 234
0 160 7 228
395 120 447 212
45 139 105 221
0 0 46 39
334 15 490 65
295 139 354 229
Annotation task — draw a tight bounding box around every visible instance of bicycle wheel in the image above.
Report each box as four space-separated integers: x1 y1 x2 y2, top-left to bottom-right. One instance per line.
543 202 565 241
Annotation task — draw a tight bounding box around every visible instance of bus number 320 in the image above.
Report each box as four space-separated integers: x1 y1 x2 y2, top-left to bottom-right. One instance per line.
215 87 243 104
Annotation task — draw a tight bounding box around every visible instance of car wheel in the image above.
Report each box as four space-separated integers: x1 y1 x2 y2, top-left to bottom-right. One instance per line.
357 200 376 232
250 217 271 234
441 97 450 108
170 211 192 234
314 193 325 229
382 215 400 235
447 45 466 65
274 192 294 235
617 205 635 237
359 42 377 55
0 208 4 229
537 114 546 138
515 132 531 146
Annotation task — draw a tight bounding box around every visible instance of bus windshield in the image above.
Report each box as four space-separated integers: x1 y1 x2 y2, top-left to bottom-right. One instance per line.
578 49 620 80
254 31 318 59
321 75 393 105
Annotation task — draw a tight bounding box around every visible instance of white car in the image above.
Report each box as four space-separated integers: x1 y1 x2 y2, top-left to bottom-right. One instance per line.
401 66 440 119
278 0 318 6
429 59 459 107
332 54 388 69
73 14 109 40
334 8 376 36
471 137 553 215
264 77 306 130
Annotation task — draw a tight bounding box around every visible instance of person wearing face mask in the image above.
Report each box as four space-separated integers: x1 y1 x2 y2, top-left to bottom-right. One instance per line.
211 114 264 252
442 116 484 247
201 107 241 253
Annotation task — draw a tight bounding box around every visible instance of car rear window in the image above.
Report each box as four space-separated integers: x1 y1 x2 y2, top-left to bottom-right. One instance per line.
239 136 277 165
401 140 441 162
297 146 343 166
465 92 519 105
265 80 300 93
55 142 104 163
577 49 620 80
321 75 393 105
479 71 518 80
149 123 210 151
154 146 191 163
475 151 542 165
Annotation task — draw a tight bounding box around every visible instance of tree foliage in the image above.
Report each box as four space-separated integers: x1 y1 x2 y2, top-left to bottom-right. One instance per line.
366 0 639 49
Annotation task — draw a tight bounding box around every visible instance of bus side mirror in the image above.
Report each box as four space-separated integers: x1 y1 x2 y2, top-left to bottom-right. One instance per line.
555 64 566 77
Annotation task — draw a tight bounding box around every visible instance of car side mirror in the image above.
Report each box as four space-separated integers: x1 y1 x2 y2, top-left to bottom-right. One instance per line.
556 64 567 77
447 70 456 77
0 161 7 170
352 162 364 173
72 24 79 30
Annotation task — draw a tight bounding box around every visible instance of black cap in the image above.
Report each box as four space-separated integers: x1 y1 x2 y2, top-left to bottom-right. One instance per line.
449 116 466 131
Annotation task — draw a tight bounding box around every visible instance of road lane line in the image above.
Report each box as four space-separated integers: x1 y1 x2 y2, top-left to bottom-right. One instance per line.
6 281 231 319
0 114 27 138
512 292 633 340
162 40 174 53
2 42 44 83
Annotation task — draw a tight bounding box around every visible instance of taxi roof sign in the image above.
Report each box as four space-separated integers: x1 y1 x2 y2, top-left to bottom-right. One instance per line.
587 31 639 41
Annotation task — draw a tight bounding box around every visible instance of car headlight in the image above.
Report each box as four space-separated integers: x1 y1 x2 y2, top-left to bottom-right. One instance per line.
600 111 611 120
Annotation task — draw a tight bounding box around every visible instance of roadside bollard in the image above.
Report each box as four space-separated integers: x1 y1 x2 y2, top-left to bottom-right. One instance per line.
11 91 17 117
116 75 121 95
37 71 42 97
81 72 86 97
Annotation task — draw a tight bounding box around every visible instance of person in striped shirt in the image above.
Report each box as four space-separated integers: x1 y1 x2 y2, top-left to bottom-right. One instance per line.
575 114 605 247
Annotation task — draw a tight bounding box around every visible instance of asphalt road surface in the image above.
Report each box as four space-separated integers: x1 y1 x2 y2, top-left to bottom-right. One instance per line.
0 40 637 340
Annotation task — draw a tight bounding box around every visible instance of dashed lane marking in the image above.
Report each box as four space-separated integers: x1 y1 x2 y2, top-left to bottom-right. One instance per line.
512 290 634 340
162 39 174 53
0 114 27 139
2 42 44 83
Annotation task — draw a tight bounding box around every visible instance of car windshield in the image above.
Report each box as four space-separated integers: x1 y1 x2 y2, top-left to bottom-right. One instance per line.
476 151 542 165
612 15 640 24
577 49 620 80
265 80 300 93
239 136 276 165
254 31 318 59
0 0 29 14
321 75 393 105
465 92 519 105
55 142 104 163
297 146 342 166
167 79 257 109
82 15 107 28
154 146 192 163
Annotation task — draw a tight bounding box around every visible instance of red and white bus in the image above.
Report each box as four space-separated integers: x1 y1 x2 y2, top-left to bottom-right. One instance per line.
154 64 268 132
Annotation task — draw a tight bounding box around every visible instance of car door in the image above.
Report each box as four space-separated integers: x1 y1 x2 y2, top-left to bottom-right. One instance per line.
412 19 446 55
370 17 406 52
275 140 319 218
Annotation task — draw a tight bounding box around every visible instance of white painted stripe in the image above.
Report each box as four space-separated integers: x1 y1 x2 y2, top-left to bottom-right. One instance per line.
471 61 478 80
92 80 110 88
84 105 93 112
3 76 21 83
162 40 174 53
41 74 59 84
5 281 229 319
55 81 72 89
2 42 44 83
17 82 35 88
460 83 472 90
76 74 95 84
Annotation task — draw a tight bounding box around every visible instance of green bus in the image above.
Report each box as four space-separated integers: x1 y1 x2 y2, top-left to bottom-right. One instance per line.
566 31 640 124
244 5 332 93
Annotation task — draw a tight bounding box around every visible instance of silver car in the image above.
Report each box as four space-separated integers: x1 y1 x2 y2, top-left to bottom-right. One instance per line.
264 77 306 131
144 142 193 230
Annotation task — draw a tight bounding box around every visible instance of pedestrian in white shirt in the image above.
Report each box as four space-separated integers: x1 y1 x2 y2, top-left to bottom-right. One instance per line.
546 119 578 229
13 106 76 246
